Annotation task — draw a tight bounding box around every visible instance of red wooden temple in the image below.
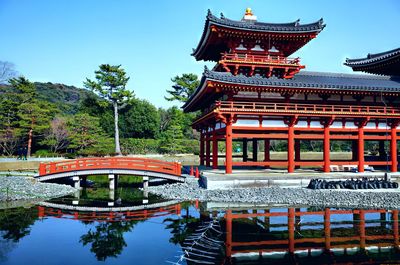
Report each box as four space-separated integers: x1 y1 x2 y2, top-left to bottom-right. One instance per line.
183 8 400 174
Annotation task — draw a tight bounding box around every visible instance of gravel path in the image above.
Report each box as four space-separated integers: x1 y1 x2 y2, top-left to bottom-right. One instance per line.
149 178 400 209
0 176 77 201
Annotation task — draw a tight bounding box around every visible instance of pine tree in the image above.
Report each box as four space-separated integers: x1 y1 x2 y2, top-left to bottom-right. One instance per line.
84 64 133 155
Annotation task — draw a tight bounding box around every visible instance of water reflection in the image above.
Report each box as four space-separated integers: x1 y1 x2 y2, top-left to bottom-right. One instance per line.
214 205 400 265
79 221 136 261
0 191 400 264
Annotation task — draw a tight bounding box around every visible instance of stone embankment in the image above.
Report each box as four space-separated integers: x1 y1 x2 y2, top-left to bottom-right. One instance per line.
149 178 400 209
0 176 76 201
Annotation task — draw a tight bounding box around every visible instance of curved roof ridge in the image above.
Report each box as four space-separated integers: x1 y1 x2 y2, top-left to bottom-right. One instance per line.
345 47 400 65
203 9 325 32
192 9 325 60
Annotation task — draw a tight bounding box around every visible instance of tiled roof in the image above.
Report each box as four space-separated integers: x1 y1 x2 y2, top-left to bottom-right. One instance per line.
192 10 326 60
204 69 400 92
207 10 325 33
344 48 400 76
345 48 400 66
183 68 400 111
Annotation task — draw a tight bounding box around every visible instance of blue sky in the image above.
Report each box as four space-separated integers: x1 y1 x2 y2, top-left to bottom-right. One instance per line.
1 0 399 108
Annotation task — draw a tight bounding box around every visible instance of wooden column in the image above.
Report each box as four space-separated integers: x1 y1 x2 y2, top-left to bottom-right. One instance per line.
358 126 365 172
226 119 233 174
226 210 232 258
323 126 331 172
199 131 205 166
391 126 397 172
212 128 218 169
243 139 248 162
324 208 331 251
252 139 258 162
288 125 295 173
264 139 270 168
295 140 300 169
288 208 295 254
359 210 366 250
393 210 399 246
206 135 211 167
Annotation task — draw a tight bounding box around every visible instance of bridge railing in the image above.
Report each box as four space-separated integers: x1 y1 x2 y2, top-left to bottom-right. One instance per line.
38 157 182 177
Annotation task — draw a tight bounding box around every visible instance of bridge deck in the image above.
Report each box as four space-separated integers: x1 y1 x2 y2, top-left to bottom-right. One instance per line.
36 157 184 182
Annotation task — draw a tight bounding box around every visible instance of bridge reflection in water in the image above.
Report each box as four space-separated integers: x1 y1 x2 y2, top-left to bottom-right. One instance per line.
219 206 400 265
36 201 182 222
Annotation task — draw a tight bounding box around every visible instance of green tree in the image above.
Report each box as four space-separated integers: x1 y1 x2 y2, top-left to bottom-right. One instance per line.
165 73 199 103
67 113 106 155
10 77 54 157
121 98 160 139
84 64 133 155
0 90 21 155
80 221 137 261
159 107 185 154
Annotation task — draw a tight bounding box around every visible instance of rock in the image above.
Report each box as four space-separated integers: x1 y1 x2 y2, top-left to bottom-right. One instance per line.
0 176 77 201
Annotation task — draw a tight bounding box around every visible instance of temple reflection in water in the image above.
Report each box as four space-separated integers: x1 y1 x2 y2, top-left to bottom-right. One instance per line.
2 197 400 264
212 204 400 264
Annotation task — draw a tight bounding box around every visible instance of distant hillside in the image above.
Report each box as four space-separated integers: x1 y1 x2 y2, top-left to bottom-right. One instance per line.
0 82 95 115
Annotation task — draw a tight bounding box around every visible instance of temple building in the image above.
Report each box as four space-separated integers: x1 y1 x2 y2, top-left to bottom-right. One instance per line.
183 9 400 174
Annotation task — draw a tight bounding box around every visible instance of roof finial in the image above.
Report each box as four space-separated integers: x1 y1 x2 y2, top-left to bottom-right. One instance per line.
207 9 212 18
245 7 253 16
242 7 257 22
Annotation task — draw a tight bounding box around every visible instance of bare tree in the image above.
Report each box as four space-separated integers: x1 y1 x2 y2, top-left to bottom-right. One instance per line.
0 128 20 156
42 117 69 153
0 61 18 84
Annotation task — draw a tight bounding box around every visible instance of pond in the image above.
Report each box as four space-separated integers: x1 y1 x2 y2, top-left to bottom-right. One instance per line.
1 186 400 265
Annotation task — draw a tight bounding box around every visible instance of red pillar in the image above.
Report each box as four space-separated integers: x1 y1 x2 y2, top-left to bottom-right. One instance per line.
288 126 295 173
295 140 300 169
264 139 270 168
391 127 397 172
212 128 218 169
359 210 366 249
288 208 295 253
226 210 232 258
393 210 399 246
358 126 365 173
199 131 205 166
324 208 331 251
205 135 211 167
323 126 331 172
226 121 233 174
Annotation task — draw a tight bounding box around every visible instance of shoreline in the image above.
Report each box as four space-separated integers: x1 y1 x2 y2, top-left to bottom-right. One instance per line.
149 178 400 209
0 176 77 202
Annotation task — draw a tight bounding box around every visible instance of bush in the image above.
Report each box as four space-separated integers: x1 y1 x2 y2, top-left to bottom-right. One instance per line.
181 139 199 155
121 138 160 154
34 149 58 157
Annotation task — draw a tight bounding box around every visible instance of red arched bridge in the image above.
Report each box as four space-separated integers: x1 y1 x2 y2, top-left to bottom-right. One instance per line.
36 157 184 183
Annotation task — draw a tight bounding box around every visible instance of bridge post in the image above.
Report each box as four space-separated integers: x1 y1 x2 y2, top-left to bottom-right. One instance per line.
143 176 149 199
72 176 80 190
109 174 117 190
